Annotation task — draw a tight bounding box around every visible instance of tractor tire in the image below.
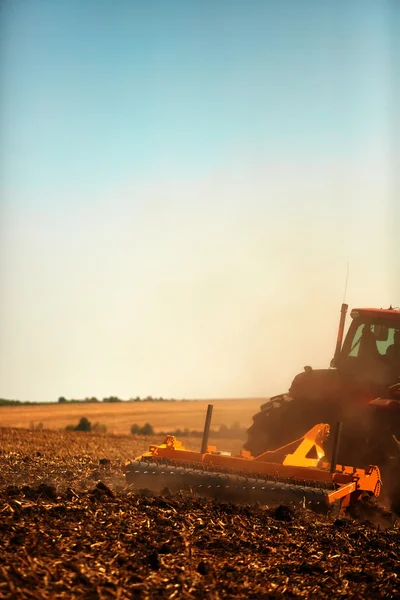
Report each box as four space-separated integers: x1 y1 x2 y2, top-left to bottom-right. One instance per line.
245 396 400 515
244 395 361 464
388 458 400 514
379 454 400 515
244 394 322 458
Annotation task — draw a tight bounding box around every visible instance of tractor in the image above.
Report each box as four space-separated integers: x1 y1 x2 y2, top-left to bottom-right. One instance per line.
244 304 400 512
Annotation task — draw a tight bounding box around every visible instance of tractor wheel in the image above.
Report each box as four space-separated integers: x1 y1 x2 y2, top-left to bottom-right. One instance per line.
244 394 354 463
389 462 400 515
379 455 400 516
244 394 320 457
245 396 400 516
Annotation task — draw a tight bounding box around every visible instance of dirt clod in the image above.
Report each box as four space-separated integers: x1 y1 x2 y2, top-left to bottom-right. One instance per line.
148 550 161 571
197 560 210 575
271 504 295 521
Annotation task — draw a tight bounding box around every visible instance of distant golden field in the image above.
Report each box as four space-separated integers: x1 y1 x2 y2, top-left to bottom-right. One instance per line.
0 398 266 435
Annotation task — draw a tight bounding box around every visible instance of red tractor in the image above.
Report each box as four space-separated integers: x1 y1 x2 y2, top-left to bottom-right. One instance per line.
244 305 400 512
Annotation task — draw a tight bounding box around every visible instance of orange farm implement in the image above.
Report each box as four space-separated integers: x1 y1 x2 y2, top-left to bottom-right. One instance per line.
124 406 382 515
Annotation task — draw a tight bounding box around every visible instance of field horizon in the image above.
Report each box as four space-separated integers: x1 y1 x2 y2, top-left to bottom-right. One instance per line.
0 397 267 435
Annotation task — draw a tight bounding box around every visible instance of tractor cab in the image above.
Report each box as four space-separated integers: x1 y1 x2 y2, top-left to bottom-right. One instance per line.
334 307 400 388
288 305 400 403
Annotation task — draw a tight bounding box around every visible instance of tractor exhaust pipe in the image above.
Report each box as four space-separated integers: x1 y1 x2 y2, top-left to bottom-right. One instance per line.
201 404 214 454
332 303 348 367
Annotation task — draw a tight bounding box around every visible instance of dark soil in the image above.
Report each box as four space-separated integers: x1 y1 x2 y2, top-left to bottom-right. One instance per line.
0 428 399 599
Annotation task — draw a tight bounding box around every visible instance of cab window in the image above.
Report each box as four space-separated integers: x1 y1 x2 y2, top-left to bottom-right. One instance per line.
346 323 395 358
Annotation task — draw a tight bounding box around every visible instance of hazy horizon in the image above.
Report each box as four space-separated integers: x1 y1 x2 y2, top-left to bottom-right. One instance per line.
1 1 399 403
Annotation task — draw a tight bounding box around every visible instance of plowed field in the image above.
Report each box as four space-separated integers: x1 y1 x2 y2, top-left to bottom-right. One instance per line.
0 428 399 599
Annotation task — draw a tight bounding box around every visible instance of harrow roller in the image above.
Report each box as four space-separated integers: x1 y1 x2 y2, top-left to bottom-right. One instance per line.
125 459 334 512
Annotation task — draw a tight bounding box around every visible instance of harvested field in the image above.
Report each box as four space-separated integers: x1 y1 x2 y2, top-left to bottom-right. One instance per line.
0 399 264 435
0 428 399 599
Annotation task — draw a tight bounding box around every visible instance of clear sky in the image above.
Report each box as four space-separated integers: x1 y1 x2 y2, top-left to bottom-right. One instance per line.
1 0 399 402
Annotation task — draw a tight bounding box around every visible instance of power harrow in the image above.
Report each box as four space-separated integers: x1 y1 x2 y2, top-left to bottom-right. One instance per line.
124 406 382 515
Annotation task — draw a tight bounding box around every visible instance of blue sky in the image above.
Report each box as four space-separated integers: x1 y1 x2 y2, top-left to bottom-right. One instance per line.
1 1 399 402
